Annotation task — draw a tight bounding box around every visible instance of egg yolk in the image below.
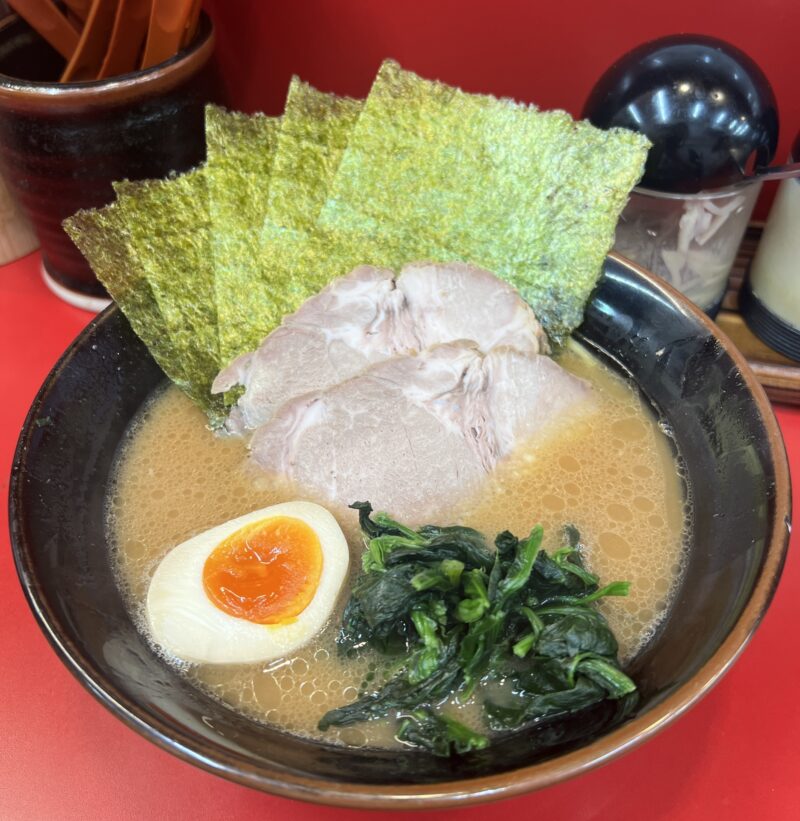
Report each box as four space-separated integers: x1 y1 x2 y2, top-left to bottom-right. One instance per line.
202 516 323 625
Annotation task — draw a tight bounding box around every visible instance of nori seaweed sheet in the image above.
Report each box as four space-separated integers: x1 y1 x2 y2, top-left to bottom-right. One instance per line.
65 62 649 421
264 77 362 232
112 170 222 419
318 60 650 342
205 105 281 366
63 203 204 406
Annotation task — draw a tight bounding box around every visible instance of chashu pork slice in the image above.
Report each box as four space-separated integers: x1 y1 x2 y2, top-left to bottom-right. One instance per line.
213 262 547 433
249 342 592 524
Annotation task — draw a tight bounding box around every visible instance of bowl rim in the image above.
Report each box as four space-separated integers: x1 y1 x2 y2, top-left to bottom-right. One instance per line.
8 254 791 809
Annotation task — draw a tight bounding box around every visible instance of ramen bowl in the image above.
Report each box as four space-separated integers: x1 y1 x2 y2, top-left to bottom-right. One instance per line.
8 255 790 808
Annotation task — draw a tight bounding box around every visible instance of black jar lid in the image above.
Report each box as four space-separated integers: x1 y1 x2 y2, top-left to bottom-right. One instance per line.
583 35 779 194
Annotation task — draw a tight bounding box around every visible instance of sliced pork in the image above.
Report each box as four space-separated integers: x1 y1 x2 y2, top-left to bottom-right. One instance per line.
249 342 592 523
213 262 547 433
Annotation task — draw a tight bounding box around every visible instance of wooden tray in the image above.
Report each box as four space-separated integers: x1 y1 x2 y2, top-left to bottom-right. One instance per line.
711 224 800 405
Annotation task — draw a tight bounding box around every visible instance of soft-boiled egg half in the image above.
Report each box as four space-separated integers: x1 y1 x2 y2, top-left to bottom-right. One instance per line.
146 501 349 665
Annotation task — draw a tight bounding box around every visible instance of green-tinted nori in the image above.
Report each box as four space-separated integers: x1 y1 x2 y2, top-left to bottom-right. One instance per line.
63 203 204 407
65 62 648 421
319 60 650 343
205 105 281 366
264 77 362 232
112 171 223 420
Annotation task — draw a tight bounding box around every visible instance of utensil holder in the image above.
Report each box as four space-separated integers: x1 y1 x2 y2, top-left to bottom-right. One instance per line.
0 12 222 308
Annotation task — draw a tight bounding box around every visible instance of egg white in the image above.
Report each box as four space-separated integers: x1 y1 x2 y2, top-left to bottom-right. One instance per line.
145 501 349 665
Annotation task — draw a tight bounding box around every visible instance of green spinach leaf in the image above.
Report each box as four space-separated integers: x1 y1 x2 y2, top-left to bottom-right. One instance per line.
320 505 638 757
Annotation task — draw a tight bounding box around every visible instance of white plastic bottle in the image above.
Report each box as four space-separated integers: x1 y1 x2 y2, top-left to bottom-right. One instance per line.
743 133 800 360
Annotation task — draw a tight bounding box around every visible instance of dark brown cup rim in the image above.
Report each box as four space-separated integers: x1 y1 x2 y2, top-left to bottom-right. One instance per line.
9 254 791 808
0 12 215 109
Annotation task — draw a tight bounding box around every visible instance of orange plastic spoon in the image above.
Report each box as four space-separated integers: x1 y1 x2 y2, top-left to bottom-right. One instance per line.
180 0 201 48
8 0 80 60
63 0 92 23
60 0 119 82
97 0 151 79
141 0 193 69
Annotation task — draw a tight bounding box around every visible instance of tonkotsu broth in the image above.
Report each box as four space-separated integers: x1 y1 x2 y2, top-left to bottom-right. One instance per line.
108 343 689 750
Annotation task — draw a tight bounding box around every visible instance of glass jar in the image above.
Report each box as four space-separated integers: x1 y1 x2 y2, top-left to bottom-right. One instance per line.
613 181 761 314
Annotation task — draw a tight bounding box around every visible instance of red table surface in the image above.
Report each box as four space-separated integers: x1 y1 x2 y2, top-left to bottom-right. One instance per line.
2 252 799 821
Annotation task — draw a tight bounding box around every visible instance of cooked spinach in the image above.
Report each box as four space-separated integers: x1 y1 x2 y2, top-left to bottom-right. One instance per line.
321 502 638 756
395 707 489 756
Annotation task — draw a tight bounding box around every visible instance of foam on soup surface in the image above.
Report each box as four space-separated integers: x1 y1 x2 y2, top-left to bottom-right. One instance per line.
108 343 689 749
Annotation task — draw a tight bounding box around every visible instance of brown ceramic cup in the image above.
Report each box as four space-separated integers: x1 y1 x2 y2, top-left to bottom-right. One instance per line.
0 13 222 307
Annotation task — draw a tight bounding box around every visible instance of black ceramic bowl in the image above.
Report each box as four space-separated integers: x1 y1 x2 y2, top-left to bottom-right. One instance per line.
9 255 790 808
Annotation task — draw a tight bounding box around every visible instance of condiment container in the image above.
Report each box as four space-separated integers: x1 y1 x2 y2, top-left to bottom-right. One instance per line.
614 182 761 314
741 133 800 360
584 35 778 315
